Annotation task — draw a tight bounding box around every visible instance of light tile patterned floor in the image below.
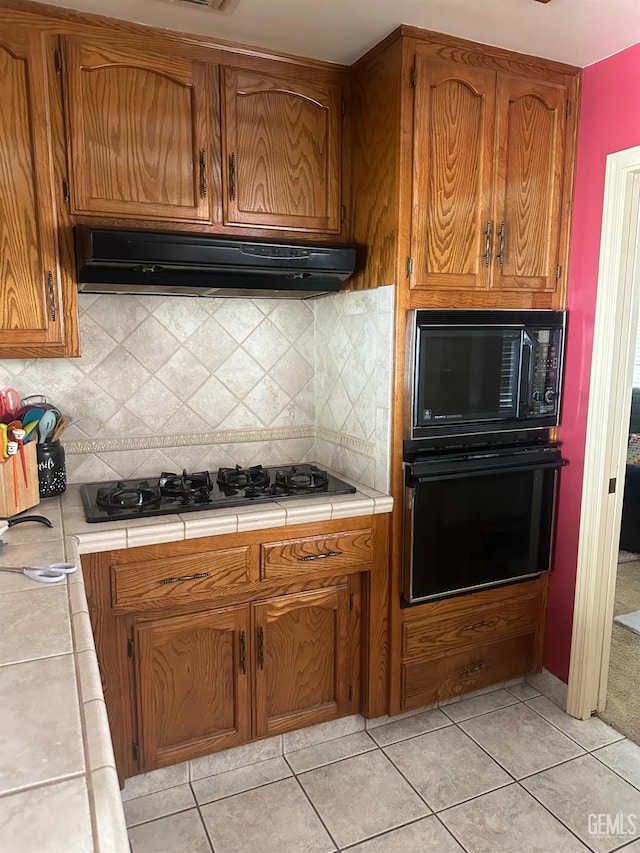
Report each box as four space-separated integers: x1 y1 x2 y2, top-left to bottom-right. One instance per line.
125 684 640 853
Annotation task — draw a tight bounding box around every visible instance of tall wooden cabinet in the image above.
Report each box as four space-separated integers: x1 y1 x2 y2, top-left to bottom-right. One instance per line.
62 38 215 223
0 27 77 357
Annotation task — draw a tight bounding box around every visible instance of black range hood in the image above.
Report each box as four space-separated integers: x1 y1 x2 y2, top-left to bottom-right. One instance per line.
75 226 357 300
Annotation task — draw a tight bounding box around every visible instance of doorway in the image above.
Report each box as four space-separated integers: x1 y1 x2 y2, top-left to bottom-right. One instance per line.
567 145 640 719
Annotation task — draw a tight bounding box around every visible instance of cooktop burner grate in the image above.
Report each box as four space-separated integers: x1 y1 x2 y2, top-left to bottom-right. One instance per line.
80 463 357 522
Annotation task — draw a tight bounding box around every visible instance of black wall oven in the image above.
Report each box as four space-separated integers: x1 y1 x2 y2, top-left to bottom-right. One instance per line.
403 309 567 606
403 443 564 604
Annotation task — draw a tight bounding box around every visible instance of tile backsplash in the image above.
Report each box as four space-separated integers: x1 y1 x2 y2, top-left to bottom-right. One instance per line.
0 286 394 492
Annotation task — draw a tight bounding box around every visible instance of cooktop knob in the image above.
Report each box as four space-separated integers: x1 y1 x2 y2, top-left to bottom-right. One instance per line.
544 388 556 404
532 389 542 403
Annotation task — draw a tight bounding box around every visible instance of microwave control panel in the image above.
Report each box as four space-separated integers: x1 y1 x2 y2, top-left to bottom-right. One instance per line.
527 327 563 417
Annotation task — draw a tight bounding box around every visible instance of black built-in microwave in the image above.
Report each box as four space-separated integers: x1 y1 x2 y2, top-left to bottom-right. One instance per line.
409 310 566 444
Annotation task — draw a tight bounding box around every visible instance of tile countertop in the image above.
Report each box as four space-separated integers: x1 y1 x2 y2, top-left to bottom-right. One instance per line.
0 476 393 853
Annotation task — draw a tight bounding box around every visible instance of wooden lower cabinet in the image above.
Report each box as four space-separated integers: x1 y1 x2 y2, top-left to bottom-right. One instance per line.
133 605 251 770
82 514 389 781
254 585 354 738
398 577 547 711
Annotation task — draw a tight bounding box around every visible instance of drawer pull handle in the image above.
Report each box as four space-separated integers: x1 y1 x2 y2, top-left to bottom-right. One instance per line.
239 630 246 674
462 619 496 632
159 572 211 585
298 550 343 562
257 626 264 670
459 661 492 677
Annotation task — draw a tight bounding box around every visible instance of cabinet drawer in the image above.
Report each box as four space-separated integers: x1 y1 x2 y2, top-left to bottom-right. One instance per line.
111 547 254 611
261 529 373 578
402 587 541 659
401 632 536 710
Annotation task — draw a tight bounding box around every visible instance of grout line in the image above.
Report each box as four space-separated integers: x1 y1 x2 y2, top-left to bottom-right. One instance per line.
517 776 609 852
290 773 341 851
522 696 625 753
589 746 640 794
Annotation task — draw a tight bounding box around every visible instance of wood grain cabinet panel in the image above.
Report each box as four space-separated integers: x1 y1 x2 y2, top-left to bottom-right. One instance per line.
401 631 536 709
253 585 354 737
221 67 342 232
261 528 373 578
411 53 496 292
111 546 256 612
491 74 567 293
402 582 541 658
134 606 251 770
409 46 571 298
62 38 214 222
0 28 71 354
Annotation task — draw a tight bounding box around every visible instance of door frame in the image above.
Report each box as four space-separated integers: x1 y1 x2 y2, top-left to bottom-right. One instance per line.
566 145 640 718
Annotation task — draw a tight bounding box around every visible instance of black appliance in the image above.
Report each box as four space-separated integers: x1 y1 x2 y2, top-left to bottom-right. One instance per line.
75 226 357 300
408 309 565 445
80 463 356 523
403 442 564 604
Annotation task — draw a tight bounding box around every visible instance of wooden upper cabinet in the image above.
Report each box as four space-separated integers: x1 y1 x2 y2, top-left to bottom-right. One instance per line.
491 74 567 293
221 67 342 233
0 29 68 353
134 606 251 770
409 47 571 298
253 585 353 738
411 50 496 291
62 38 214 223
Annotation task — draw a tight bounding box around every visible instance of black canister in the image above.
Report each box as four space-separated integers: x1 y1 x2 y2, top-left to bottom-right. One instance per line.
36 440 67 497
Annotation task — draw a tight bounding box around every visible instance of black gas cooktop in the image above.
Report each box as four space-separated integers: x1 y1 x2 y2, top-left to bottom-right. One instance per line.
80 463 356 523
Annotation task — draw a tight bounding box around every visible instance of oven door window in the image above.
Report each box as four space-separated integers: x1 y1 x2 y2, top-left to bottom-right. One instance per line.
415 328 521 427
407 465 556 603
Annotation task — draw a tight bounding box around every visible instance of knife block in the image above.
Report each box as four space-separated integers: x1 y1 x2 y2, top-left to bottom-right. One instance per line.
0 441 39 517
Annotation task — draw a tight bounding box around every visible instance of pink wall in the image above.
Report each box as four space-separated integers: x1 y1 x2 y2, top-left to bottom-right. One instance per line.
543 43 640 681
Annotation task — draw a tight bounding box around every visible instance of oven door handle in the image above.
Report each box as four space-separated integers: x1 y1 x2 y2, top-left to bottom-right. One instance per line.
517 332 535 418
409 458 567 484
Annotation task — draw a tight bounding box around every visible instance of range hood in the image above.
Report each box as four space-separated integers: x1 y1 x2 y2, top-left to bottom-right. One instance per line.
75 226 357 300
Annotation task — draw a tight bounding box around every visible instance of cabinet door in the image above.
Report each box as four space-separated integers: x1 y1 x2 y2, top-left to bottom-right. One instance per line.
490 74 567 293
253 585 353 738
0 29 67 352
134 606 251 771
62 38 213 223
221 67 342 232
411 49 496 291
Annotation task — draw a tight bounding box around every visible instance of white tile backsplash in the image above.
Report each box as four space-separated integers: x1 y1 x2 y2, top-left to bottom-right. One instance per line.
1 286 394 489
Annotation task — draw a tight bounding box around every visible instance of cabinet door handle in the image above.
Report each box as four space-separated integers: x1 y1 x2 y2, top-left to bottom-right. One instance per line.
497 221 505 266
199 148 208 198
483 221 492 266
257 626 264 670
462 619 496 632
297 550 343 562
239 630 246 674
159 572 210 585
47 271 56 321
459 661 492 677
229 152 236 201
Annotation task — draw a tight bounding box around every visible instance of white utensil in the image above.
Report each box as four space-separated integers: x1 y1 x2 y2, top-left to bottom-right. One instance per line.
0 562 78 583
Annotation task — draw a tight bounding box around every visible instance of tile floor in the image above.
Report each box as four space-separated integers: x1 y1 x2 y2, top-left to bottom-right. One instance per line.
124 683 640 853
